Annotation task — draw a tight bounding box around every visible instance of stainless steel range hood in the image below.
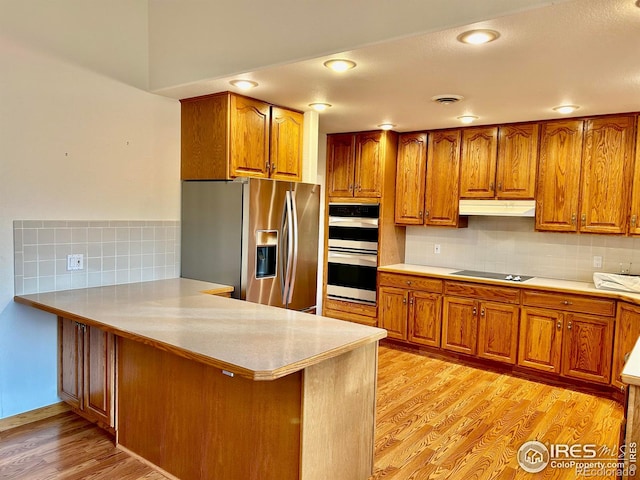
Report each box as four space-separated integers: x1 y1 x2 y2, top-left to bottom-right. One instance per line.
458 199 535 217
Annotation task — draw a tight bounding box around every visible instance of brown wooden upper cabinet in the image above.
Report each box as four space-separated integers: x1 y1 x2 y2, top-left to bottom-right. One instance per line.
536 114 636 234
327 130 395 198
394 133 428 224
424 129 467 227
181 92 303 181
460 124 539 199
395 129 467 227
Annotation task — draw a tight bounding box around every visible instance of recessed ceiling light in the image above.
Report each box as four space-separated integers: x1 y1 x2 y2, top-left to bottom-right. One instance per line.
229 79 258 90
323 59 357 72
431 94 464 105
457 29 500 45
457 115 479 124
309 102 332 112
553 105 580 114
378 123 396 131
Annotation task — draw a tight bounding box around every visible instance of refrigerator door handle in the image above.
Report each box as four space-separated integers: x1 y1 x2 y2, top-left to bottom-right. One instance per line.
279 193 288 302
287 190 299 304
280 191 294 305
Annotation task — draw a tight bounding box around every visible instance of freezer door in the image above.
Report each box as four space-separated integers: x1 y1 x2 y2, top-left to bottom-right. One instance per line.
181 181 244 298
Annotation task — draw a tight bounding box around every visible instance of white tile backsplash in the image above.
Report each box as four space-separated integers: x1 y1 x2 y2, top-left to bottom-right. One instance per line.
13 220 180 295
405 217 640 282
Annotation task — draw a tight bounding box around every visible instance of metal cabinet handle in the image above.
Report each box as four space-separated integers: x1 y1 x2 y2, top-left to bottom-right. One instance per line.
481 308 485 316
581 213 586 226
425 210 430 217
557 321 562 330
571 213 577 225
406 280 412 286
349 184 354 191
562 300 572 305
567 321 572 330
419 211 423 218
265 161 270 173
403 297 407 304
473 307 477 315
490 182 494 191
497 182 502 191
632 215 637 228
409 298 414 305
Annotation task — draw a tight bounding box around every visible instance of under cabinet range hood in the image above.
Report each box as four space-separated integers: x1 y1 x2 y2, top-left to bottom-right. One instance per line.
458 199 536 217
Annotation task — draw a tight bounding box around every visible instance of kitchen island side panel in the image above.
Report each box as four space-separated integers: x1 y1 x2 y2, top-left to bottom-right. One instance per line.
116 337 302 480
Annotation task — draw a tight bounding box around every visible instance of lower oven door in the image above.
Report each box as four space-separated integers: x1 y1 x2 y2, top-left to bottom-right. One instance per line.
326 251 377 304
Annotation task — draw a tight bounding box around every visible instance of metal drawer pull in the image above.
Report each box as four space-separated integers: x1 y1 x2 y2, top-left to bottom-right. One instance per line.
562 300 572 305
557 321 562 330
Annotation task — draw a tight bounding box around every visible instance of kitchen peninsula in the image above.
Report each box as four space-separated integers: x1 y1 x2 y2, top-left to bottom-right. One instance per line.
14 278 386 480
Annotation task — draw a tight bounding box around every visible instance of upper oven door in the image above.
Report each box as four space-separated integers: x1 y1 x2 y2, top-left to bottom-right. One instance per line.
328 203 379 252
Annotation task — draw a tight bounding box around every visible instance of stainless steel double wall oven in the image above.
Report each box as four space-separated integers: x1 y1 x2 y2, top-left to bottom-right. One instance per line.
326 203 379 305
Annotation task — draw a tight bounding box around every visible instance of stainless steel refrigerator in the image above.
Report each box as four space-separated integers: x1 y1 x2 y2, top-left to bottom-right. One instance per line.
181 178 320 311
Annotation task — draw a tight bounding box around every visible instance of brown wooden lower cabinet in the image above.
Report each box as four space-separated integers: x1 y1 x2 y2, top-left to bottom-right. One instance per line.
378 286 408 340
58 317 115 431
477 302 519 365
518 307 563 374
378 273 443 345
518 307 613 384
442 296 478 355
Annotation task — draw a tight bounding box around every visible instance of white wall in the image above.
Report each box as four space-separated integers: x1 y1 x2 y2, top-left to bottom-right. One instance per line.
0 16 180 418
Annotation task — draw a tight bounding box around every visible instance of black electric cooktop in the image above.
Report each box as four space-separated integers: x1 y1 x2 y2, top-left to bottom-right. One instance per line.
451 270 534 282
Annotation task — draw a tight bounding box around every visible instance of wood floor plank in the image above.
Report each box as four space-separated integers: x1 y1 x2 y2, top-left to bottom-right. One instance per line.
0 345 625 479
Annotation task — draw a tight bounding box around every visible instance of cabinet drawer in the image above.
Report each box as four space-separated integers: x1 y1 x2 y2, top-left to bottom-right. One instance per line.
522 290 615 317
444 281 520 304
378 273 443 293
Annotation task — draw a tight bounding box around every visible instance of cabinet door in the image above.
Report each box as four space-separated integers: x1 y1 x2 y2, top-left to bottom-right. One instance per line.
378 286 408 340
354 132 383 197
496 123 539 199
535 120 583 232
270 107 303 182
424 130 464 226
518 307 563 373
629 119 640 235
561 313 613 384
395 133 427 225
59 317 82 409
442 296 477 355
408 291 442 347
229 94 270 178
84 325 114 427
613 303 640 389
459 127 498 198
327 134 355 197
579 115 636 234
477 302 519 365
180 94 230 180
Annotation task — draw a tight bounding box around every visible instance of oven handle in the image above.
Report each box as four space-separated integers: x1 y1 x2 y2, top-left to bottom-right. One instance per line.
328 218 379 228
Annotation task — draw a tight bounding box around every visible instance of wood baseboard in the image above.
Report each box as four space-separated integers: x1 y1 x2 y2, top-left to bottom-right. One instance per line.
0 402 70 432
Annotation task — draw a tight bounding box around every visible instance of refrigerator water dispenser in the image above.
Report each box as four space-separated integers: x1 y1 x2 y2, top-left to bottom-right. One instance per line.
255 230 278 279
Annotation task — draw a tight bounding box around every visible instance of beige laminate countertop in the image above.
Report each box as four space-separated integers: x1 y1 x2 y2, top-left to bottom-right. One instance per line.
379 263 640 305
14 278 386 381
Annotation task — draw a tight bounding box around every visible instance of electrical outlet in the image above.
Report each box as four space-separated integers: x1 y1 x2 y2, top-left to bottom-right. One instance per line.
434 244 441 254
593 255 602 269
67 254 84 271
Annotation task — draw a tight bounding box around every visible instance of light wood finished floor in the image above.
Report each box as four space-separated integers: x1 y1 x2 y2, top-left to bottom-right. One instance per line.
0 346 625 479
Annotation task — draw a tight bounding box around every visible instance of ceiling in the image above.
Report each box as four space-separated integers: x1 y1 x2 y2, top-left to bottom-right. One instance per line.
155 0 640 134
